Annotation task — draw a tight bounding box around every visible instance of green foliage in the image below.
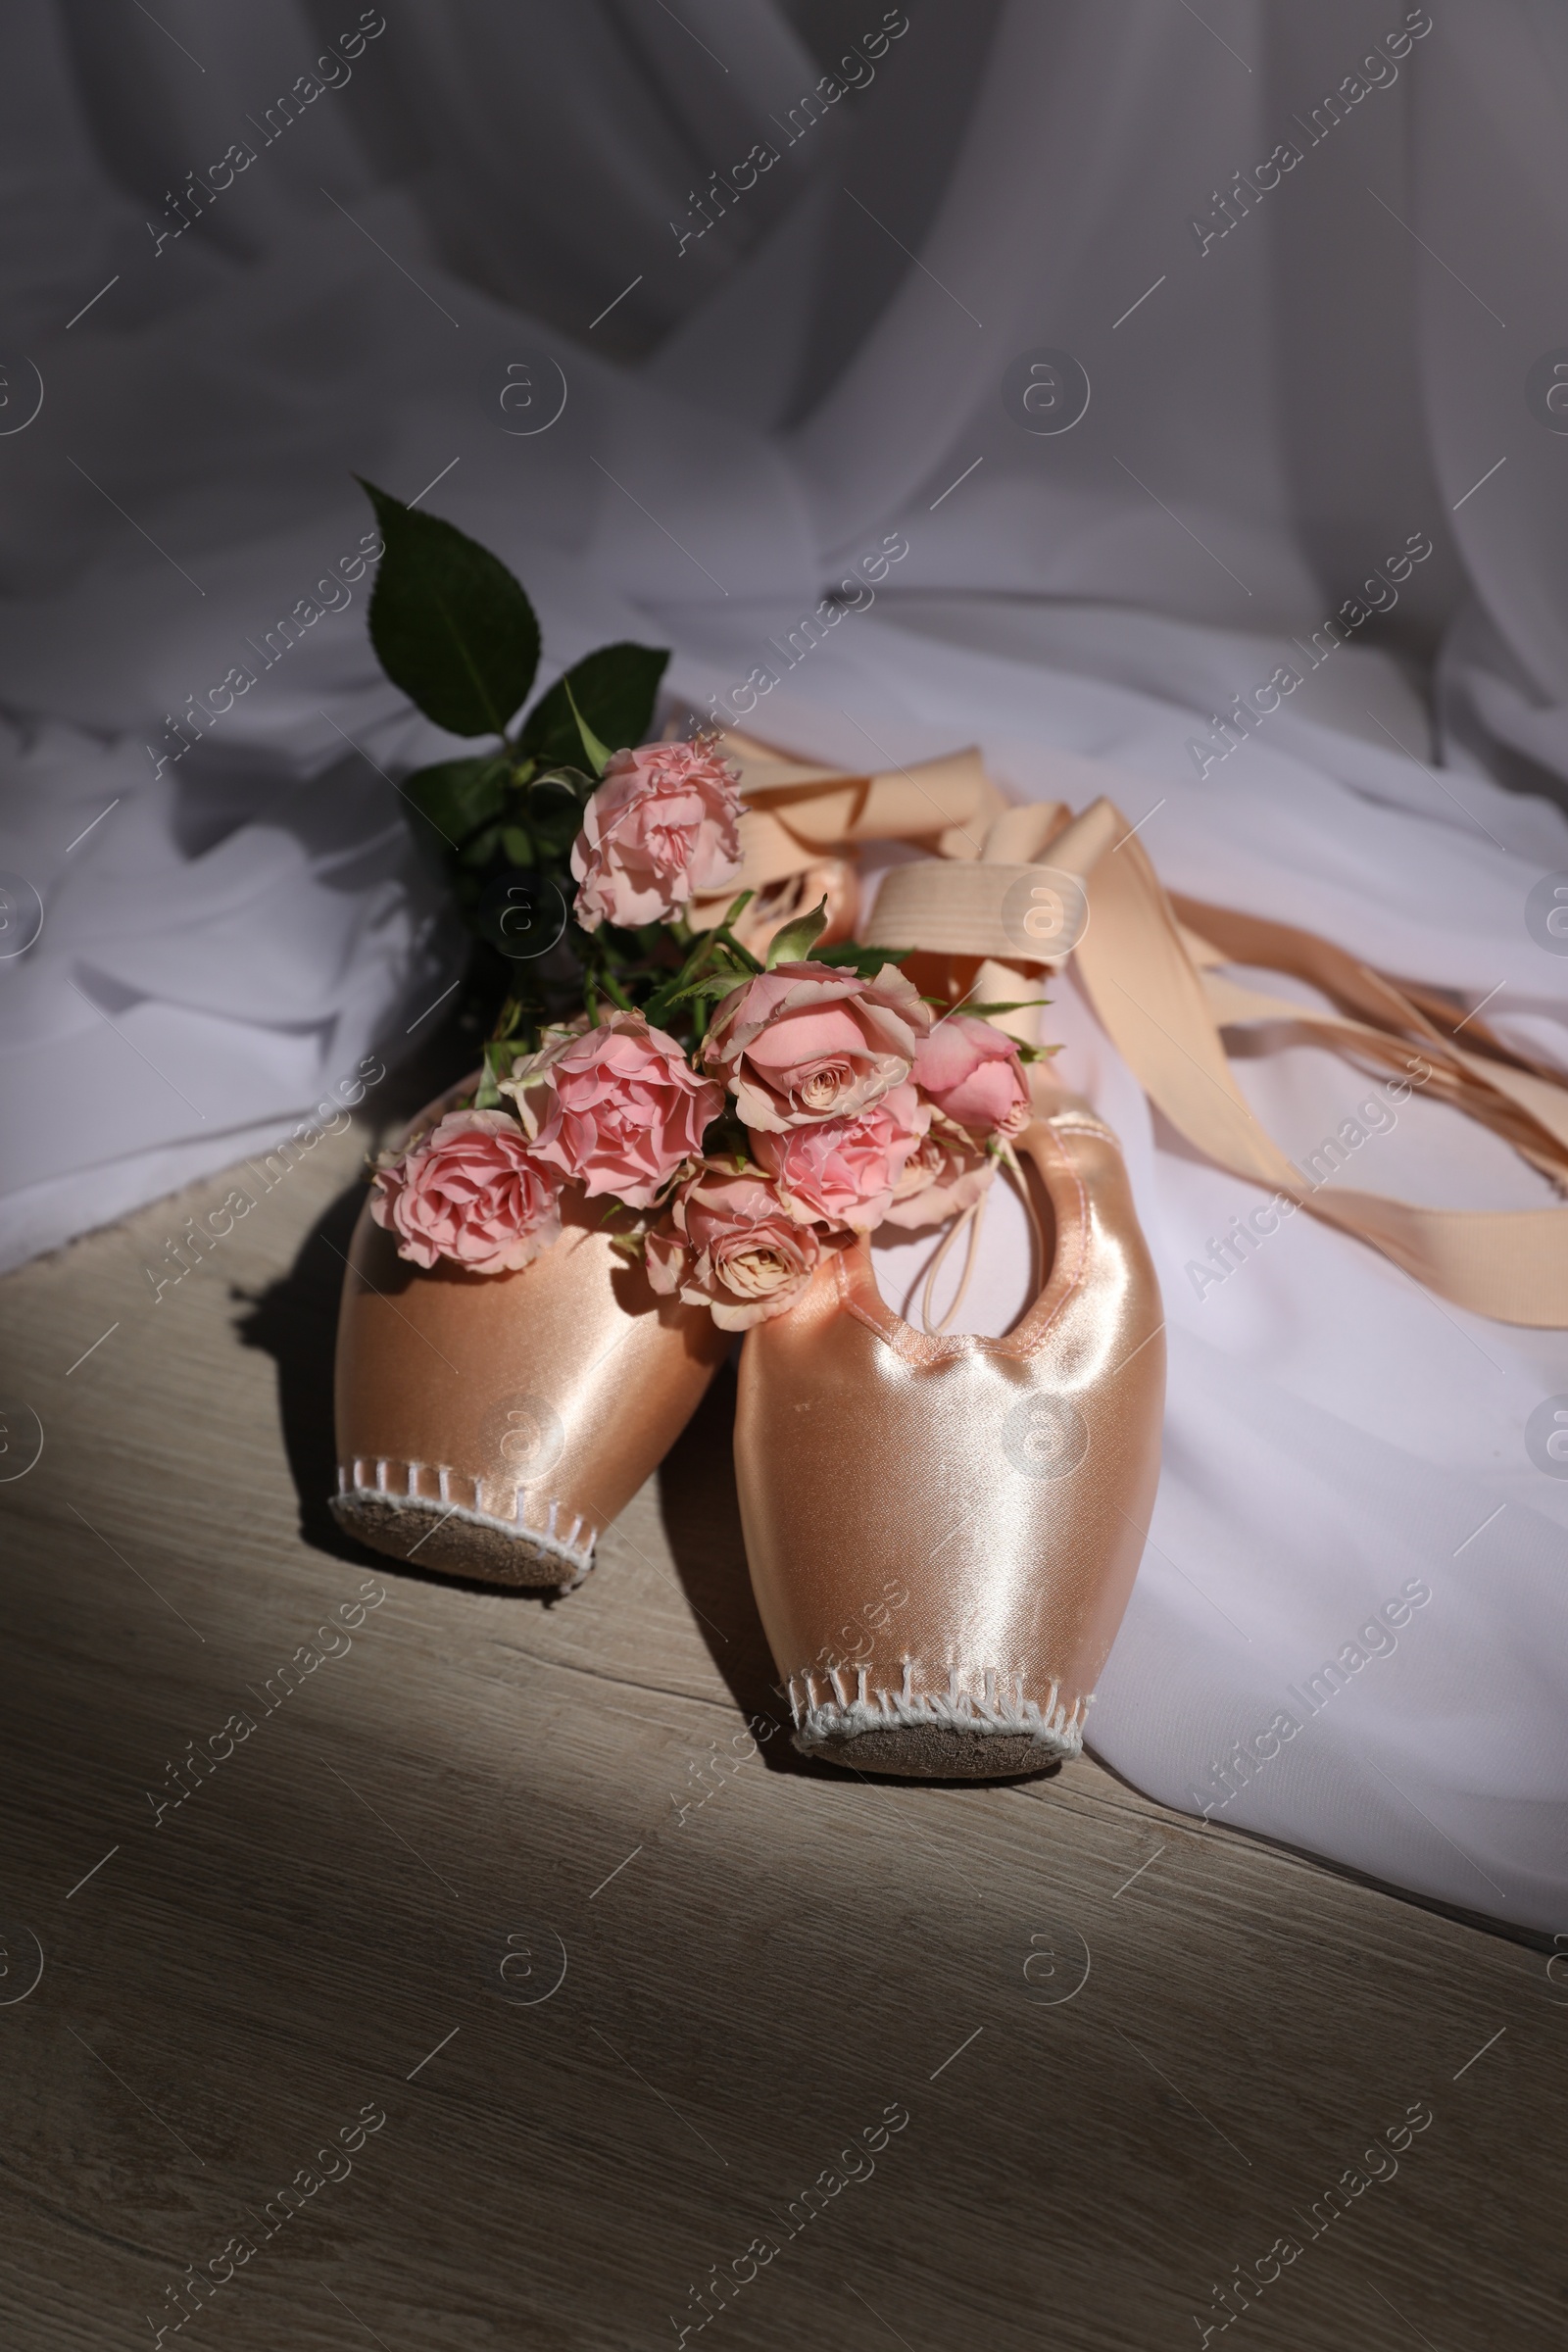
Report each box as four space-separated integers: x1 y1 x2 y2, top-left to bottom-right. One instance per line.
473 1036 522 1108
516 643 669 771
815 940 912 977
357 486 922 1067
641 895 758 1033
361 481 541 738
400 756 510 849
764 899 828 968
667 970 760 1008
563 681 612 778
951 998 1052 1017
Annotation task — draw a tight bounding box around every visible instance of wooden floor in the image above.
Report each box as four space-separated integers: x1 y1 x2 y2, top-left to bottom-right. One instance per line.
2 1039 1562 2352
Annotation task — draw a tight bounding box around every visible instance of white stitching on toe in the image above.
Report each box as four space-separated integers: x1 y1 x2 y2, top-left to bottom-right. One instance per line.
332 1461 599 1591
788 1654 1095 1760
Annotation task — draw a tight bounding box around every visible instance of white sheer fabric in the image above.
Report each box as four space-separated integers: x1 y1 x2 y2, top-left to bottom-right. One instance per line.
3 0 1565 1925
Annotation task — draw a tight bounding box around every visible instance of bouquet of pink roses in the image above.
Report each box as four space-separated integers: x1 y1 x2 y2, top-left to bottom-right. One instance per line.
355 484 1043 1329
372 731 1040 1328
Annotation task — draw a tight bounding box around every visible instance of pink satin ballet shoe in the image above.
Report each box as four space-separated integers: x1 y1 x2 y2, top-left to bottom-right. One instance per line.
734 1100 1165 1779
331 1089 728 1589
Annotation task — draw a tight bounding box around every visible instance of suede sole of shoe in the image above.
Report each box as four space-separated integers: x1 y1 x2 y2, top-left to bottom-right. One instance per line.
798 1727 1064 1781
330 1492 587 1589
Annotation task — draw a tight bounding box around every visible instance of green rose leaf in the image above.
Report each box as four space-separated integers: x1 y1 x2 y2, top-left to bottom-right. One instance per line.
806 940 911 976
475 1038 525 1109
564 681 612 778
527 764 595 804
764 899 829 969
516 641 669 771
361 480 541 738
669 970 761 1007
400 755 510 847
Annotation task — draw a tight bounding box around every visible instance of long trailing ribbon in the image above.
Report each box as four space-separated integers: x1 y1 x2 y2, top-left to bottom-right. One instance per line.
700 729 1568 1329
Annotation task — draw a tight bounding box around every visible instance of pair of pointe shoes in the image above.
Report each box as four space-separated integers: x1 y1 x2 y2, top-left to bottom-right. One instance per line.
332 1088 1164 1783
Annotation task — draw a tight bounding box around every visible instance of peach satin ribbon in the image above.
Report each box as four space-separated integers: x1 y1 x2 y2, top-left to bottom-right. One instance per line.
704 731 1568 1329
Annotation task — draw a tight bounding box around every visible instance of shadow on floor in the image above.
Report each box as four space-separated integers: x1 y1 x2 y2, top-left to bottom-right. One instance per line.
654 1360 799 1757
232 1176 377 1571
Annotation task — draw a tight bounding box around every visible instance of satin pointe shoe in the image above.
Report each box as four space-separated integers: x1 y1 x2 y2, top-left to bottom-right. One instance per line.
734 1100 1165 1779
331 1090 729 1589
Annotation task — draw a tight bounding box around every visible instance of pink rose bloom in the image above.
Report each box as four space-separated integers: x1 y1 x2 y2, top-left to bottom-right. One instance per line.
881 1127 998 1231
571 740 744 931
370 1109 562 1275
914 1014 1029 1134
502 1012 722 1208
646 1165 826 1330
704 960 931 1134
753 1081 930 1232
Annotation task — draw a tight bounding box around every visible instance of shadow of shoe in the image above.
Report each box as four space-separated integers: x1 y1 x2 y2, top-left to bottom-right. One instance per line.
233 1179 369 1567
657 1361 891 1782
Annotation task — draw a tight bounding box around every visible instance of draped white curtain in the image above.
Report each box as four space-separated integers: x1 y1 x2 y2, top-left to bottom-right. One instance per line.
3 0 1565 1927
